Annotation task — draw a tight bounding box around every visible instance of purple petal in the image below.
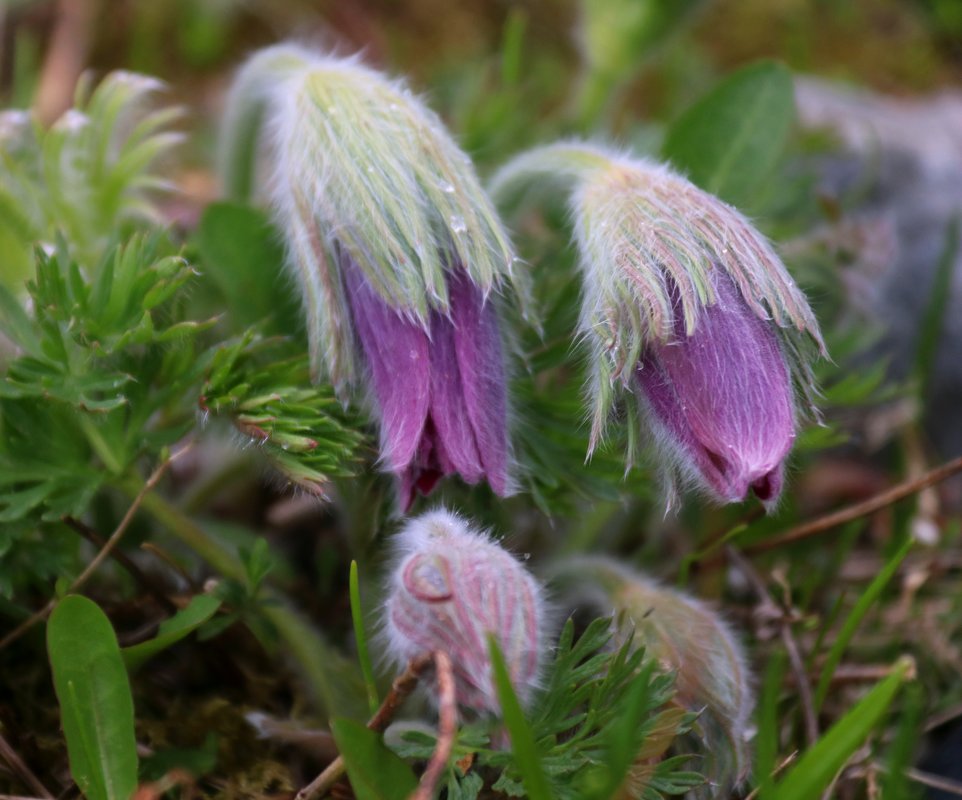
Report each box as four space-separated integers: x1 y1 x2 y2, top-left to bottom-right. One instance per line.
636 271 794 504
341 258 431 473
448 269 512 496
428 306 486 485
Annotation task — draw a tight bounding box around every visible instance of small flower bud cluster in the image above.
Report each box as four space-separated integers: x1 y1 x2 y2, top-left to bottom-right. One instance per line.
384 510 546 715
554 557 753 792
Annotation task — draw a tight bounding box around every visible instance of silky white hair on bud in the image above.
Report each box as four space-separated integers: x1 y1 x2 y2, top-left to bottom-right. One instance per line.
382 508 547 716
490 141 825 451
220 44 523 392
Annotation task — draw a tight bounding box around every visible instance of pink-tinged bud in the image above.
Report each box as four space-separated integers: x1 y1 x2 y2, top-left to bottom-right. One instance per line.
384 509 545 715
635 269 794 507
492 143 825 509
554 557 753 792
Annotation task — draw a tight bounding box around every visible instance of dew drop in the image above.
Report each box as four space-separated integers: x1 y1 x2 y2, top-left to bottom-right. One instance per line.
450 215 467 234
438 179 455 194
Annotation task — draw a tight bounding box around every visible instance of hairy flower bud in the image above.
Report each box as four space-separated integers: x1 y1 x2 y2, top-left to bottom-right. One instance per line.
384 509 545 715
553 557 753 792
492 142 825 508
221 45 523 505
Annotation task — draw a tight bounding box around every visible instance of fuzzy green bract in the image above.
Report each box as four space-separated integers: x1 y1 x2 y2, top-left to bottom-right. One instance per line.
220 44 527 391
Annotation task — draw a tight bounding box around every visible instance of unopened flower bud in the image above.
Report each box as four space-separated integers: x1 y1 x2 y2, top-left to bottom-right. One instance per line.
492 142 825 508
384 509 546 715
221 45 522 506
554 557 753 791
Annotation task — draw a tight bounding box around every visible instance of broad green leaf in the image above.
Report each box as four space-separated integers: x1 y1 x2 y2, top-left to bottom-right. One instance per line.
331 717 418 800
770 657 912 800
193 202 302 335
47 595 138 800
121 594 223 672
489 635 554 800
662 60 795 208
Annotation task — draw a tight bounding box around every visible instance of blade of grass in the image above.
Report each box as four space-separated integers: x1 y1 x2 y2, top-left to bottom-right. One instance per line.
756 652 787 800
813 536 913 712
350 560 380 715
771 657 913 800
488 634 553 800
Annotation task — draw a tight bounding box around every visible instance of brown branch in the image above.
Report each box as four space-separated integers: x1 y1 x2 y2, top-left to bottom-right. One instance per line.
904 767 962 797
0 442 193 651
745 455 962 555
726 547 819 746
296 653 435 800
0 731 53 800
411 651 457 800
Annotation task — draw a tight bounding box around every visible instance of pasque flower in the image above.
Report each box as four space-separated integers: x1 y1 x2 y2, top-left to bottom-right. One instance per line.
220 45 524 506
384 509 546 715
492 142 825 507
553 557 753 793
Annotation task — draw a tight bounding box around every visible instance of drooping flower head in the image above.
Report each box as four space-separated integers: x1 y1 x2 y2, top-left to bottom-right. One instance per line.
384 509 546 716
552 556 753 793
220 45 525 506
491 142 825 508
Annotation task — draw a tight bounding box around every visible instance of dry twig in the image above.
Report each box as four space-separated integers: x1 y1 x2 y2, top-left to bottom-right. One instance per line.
0 730 53 800
62 515 177 613
411 651 457 800
726 546 819 745
746 455 962 555
297 653 436 800
0 441 193 651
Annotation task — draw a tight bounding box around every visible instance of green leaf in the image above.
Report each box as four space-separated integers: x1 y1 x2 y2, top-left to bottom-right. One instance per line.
489 635 554 800
350 560 380 715
47 595 138 800
121 594 223 672
771 658 913 800
813 536 913 712
331 717 418 800
0 281 41 357
662 60 795 208
193 202 302 335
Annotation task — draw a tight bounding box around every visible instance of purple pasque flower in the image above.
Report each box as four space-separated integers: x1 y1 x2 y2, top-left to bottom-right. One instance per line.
342 258 511 510
384 509 546 715
492 143 825 509
221 45 528 504
635 269 794 505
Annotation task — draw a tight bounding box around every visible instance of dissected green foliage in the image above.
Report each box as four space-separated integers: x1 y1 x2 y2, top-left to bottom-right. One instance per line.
394 619 701 800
